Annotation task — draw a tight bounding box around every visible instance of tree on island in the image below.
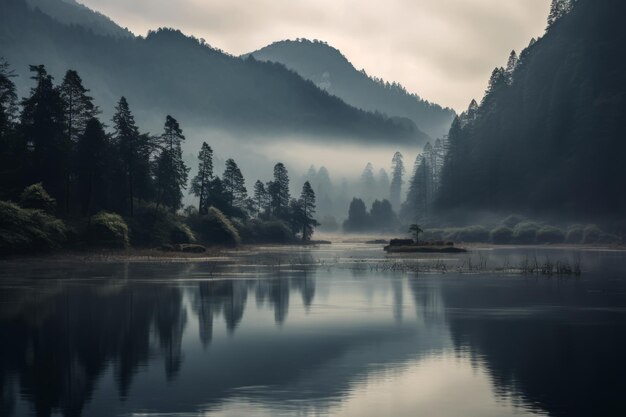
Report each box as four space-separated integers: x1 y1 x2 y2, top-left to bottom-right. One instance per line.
409 224 423 244
191 142 214 215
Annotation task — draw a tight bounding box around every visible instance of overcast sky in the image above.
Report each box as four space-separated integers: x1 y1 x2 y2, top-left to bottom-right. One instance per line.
80 0 551 112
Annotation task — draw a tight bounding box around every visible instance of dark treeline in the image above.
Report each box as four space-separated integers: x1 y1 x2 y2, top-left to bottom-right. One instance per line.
0 62 320 254
435 0 626 221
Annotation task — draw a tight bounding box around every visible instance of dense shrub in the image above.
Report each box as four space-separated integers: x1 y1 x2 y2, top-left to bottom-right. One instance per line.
513 222 540 244
501 214 525 229
19 183 57 214
0 201 67 254
456 226 490 242
128 202 195 246
187 207 240 245
86 212 129 248
490 226 513 244
238 219 294 244
565 225 584 244
582 225 603 244
536 226 565 244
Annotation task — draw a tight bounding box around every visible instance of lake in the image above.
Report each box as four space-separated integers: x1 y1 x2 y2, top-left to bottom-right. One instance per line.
1 244 625 417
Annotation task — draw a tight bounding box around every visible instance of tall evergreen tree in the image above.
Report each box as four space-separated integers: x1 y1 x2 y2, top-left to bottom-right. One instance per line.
59 69 98 213
0 59 21 198
155 115 189 211
222 158 247 211
547 0 574 28
75 118 108 216
298 181 317 241
253 180 268 217
190 142 213 215
269 162 290 218
20 65 66 208
111 96 152 216
59 70 98 143
390 152 404 209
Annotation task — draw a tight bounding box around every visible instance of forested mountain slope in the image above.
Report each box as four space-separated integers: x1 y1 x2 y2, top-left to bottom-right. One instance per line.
249 39 455 140
0 0 423 145
437 0 626 218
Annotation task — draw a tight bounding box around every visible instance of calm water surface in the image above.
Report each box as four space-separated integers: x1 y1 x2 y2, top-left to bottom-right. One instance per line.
1 244 626 417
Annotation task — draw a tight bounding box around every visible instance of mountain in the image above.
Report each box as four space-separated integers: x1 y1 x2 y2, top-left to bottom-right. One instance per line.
248 39 456 139
25 0 133 38
437 0 626 219
0 0 426 146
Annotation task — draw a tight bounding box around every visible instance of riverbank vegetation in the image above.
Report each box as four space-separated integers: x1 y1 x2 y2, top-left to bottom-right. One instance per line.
0 62 320 255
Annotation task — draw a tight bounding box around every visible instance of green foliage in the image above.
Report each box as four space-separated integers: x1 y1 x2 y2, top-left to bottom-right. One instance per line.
490 226 514 244
19 183 57 214
582 225 603 244
565 225 584 243
0 200 67 254
536 226 565 244
187 207 240 245
237 219 295 244
513 222 540 244
456 225 489 242
86 211 129 248
127 202 194 246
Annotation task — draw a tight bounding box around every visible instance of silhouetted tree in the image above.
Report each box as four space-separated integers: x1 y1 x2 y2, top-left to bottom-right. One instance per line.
298 181 318 241
111 97 152 216
75 118 108 216
155 115 189 210
253 180 268 217
222 158 247 212
0 58 21 198
343 198 369 232
20 65 66 209
390 152 404 209
268 162 290 219
191 142 213 215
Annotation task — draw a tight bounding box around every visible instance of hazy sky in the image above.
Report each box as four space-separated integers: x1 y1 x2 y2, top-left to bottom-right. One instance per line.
80 0 551 111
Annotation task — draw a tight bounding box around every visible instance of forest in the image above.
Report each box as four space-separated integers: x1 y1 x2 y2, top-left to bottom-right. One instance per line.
0 63 323 254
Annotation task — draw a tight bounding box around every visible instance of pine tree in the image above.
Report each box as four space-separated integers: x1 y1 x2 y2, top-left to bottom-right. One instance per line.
112 97 152 216
59 70 98 213
75 118 108 216
59 70 98 143
222 158 247 211
547 0 574 29
505 50 518 83
191 142 213 215
20 65 67 208
269 163 290 219
360 162 375 203
299 181 318 241
253 180 268 217
155 115 189 211
0 59 20 198
390 152 404 209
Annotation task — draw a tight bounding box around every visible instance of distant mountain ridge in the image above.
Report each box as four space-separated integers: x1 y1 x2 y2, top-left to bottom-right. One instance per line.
25 0 133 38
1 0 426 146
248 39 456 139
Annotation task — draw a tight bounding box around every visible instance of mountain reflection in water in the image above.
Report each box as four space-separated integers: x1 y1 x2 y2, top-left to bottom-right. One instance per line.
0 245 625 417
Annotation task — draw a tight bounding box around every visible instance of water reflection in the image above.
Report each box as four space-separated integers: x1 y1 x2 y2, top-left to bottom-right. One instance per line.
0 246 625 416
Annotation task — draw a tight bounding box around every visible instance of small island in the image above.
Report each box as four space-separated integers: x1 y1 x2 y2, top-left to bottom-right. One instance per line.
384 224 467 253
